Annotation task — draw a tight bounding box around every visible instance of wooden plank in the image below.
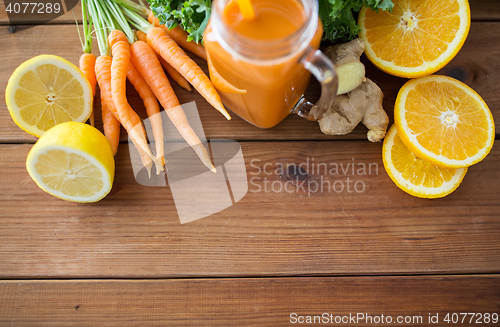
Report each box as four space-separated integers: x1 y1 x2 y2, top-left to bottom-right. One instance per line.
2 22 500 143
0 142 499 278
0 0 499 25
470 0 500 21
0 276 498 326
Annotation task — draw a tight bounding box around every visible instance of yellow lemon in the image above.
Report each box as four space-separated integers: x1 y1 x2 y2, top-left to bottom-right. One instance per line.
5 55 93 137
383 125 467 198
26 122 115 203
394 75 494 168
359 0 470 78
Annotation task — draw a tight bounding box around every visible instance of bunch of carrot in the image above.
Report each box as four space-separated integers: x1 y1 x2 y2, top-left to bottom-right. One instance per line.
76 0 230 176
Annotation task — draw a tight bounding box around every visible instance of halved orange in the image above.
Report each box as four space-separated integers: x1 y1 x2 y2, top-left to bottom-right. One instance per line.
394 75 495 168
383 125 467 198
359 0 471 78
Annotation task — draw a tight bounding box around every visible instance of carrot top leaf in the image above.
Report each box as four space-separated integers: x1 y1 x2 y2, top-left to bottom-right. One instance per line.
147 0 211 44
110 0 150 16
88 0 109 56
76 0 93 54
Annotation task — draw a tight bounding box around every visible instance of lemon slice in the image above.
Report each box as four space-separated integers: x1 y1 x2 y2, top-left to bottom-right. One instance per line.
383 125 467 198
395 75 495 168
359 0 470 78
26 122 115 203
5 55 93 137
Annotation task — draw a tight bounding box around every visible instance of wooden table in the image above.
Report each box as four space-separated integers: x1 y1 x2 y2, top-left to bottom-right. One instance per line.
1 1 499 325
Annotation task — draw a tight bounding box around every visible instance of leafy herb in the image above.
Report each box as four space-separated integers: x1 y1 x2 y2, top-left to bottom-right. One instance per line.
147 0 393 44
319 0 393 43
147 0 211 44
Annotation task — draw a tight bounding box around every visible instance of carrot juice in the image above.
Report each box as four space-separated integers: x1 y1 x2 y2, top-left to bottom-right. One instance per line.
204 0 324 128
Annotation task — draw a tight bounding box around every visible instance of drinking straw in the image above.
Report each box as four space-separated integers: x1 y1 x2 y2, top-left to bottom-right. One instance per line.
236 0 255 20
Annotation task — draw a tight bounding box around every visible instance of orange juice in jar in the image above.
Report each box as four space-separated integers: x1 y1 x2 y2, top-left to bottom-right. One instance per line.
204 0 337 128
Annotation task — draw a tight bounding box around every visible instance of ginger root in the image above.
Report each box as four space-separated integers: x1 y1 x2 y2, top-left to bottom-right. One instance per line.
314 78 389 142
324 38 366 95
313 38 389 142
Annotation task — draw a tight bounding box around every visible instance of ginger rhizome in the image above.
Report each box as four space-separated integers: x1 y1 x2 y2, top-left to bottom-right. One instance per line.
314 38 389 142
317 78 389 142
324 38 366 95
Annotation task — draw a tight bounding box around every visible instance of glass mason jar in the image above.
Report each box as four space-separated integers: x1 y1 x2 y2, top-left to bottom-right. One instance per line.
204 0 338 128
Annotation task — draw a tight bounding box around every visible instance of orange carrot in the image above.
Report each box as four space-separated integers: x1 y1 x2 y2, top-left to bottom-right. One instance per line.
83 51 119 155
127 60 165 166
167 26 207 60
101 94 120 155
128 99 156 174
137 30 191 91
206 52 247 94
136 30 147 42
95 55 157 177
130 40 216 172
80 53 97 94
159 56 192 92
80 53 97 126
108 30 133 125
148 12 207 60
108 30 163 175
136 30 148 42
146 27 231 120
136 30 146 42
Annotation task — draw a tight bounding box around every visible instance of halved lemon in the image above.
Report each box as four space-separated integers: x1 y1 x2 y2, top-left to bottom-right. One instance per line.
26 122 115 203
5 55 93 137
359 0 470 78
395 75 495 168
383 125 467 198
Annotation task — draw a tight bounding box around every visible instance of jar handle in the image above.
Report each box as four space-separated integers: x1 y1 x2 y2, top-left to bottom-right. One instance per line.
290 46 338 121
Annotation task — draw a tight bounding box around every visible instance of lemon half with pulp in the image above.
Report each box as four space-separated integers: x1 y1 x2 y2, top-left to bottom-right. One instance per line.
26 122 115 203
6 55 93 137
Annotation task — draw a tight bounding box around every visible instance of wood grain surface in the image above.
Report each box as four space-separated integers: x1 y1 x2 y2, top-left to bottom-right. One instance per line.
0 142 498 278
0 276 498 326
1 1 500 323
469 0 500 21
1 22 500 143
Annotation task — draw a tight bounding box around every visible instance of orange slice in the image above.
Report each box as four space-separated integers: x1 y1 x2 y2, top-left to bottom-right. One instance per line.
383 125 467 198
394 75 495 168
359 0 471 78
